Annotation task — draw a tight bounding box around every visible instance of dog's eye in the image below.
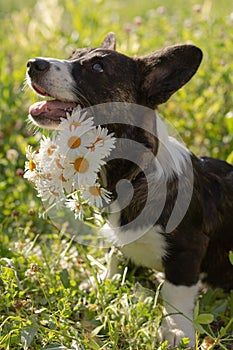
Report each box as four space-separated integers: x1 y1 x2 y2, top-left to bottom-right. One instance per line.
92 63 104 73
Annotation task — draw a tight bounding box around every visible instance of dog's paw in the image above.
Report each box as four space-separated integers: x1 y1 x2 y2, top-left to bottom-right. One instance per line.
158 281 199 348
158 326 195 348
158 315 196 348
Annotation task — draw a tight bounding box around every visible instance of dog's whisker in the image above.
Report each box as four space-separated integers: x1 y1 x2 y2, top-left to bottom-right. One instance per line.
26 116 42 135
22 79 30 92
26 118 36 133
71 86 91 107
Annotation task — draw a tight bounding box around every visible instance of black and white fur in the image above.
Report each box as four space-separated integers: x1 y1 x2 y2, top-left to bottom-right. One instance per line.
26 33 233 347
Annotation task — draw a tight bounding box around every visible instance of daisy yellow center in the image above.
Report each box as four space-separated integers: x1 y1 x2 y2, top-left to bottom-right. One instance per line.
95 137 103 144
46 173 52 181
89 186 101 196
86 144 95 152
68 136 81 149
49 188 59 197
69 122 81 130
47 145 56 156
29 159 36 171
86 137 103 152
59 174 67 182
51 191 59 197
74 157 89 173
56 159 64 169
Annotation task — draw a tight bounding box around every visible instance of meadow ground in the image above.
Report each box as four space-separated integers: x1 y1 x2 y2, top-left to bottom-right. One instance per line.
0 0 233 349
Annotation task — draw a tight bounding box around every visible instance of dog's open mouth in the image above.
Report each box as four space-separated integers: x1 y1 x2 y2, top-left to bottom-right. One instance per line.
29 100 77 120
29 83 77 122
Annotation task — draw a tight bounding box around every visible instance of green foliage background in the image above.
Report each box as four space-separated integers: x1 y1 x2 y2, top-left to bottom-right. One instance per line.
0 0 233 349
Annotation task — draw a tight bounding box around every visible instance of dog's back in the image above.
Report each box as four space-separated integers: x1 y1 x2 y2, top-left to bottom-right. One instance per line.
196 156 233 290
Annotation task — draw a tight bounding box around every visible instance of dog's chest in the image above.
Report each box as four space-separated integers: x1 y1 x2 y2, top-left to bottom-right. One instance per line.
120 226 166 271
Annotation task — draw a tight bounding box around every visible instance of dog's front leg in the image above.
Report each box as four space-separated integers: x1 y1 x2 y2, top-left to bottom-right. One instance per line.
158 242 206 348
158 280 199 347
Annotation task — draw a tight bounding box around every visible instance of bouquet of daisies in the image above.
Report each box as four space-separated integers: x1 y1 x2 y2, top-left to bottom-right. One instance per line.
24 107 115 221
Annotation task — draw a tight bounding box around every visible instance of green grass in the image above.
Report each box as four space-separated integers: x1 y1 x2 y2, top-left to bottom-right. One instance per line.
0 0 233 349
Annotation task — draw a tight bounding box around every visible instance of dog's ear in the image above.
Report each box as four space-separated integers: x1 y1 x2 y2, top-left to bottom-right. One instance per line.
100 32 116 50
137 45 203 107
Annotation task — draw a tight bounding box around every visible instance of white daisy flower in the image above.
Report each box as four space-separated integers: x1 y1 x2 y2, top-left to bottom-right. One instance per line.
82 184 112 208
56 126 94 159
62 150 105 188
31 152 69 207
24 146 40 183
40 156 71 197
37 135 60 168
25 109 115 221
65 193 84 220
59 107 94 132
58 171 74 194
35 175 65 208
87 126 116 156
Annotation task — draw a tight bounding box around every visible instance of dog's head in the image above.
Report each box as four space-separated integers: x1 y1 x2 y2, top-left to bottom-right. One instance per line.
27 32 202 129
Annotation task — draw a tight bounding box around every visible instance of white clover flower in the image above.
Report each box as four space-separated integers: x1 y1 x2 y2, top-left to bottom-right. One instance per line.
6 149 19 161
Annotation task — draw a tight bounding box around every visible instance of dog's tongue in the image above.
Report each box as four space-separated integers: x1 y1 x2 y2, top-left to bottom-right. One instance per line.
29 100 77 118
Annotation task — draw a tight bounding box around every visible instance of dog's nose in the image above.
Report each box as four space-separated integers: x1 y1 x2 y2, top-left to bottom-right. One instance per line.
27 58 50 73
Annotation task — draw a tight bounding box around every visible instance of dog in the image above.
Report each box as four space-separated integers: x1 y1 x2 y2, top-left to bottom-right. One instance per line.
26 32 233 347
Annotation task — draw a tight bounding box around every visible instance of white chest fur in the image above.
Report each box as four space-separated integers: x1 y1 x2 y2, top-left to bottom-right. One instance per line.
120 225 166 271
